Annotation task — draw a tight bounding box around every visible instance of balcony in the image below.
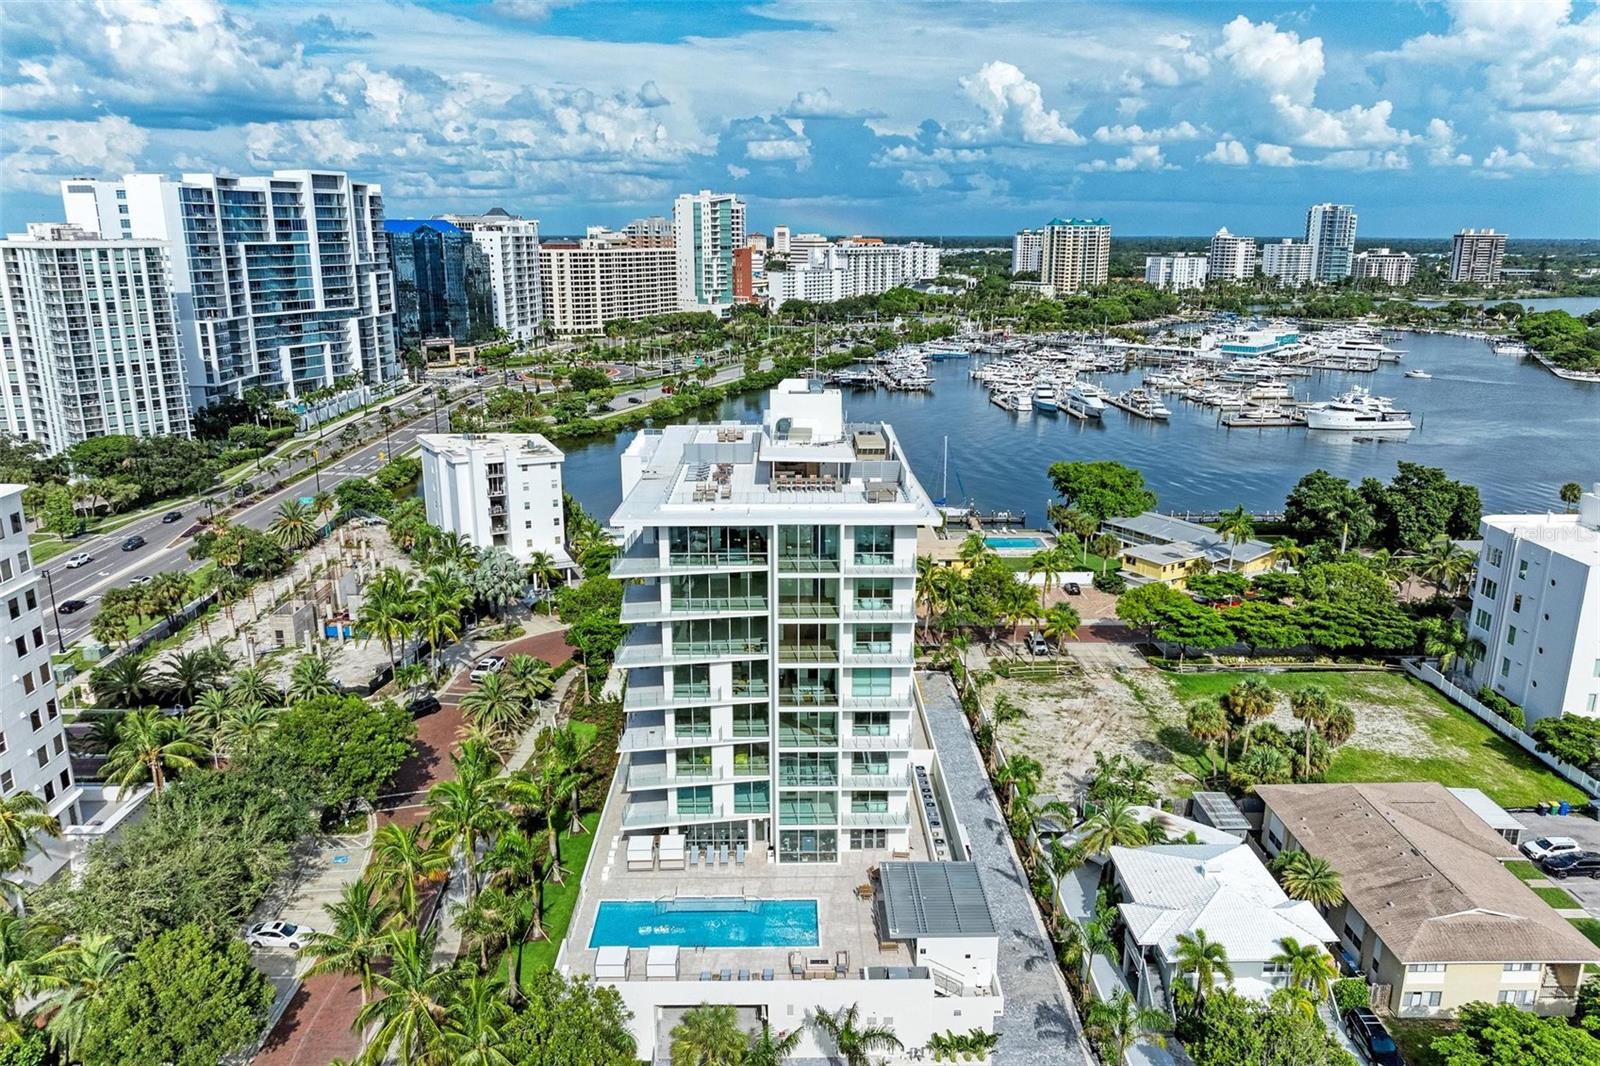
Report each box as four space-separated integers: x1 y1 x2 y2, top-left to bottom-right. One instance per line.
843 598 912 621
615 636 768 668
778 687 840 708
841 809 911 828
778 769 840 788
777 728 841 749
778 801 839 826
847 552 911 575
778 601 839 619
843 693 911 709
778 643 839 664
843 644 903 665
840 732 911 751
625 764 729 790
778 555 840 574
840 771 907 790
670 551 769 570
621 801 731 828
618 725 739 751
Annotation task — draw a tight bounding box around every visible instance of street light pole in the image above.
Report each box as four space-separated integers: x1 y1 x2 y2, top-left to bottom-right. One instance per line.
41 568 65 654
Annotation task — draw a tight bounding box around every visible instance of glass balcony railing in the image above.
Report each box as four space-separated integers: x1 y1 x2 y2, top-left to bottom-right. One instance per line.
670 551 768 568
850 597 896 613
672 639 768 658
778 644 839 663
674 596 768 613
779 687 839 707
852 552 897 567
778 602 839 619
732 758 771 778
779 801 839 826
778 769 839 787
731 720 770 738
731 681 770 699
778 555 840 573
777 728 840 748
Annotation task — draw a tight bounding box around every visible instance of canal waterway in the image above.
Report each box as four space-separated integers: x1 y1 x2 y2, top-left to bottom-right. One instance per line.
558 326 1600 524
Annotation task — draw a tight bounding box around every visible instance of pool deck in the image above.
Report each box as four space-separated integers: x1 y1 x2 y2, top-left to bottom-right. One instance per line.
917 527 1058 562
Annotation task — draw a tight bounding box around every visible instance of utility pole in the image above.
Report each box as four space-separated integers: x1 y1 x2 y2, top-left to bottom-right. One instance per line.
41 568 65 653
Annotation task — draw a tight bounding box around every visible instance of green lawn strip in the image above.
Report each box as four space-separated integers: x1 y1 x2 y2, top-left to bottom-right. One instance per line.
1165 670 1586 809
1116 673 1209 798
1533 885 1581 908
501 811 603 978
1570 918 1600 949
1384 1017 1453 1066
1505 859 1544 881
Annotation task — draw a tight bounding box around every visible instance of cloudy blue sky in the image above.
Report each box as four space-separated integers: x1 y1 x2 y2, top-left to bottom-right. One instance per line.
3 0 1597 237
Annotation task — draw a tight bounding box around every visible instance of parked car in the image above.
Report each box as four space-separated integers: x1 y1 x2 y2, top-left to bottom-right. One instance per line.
245 921 312 951
58 599 87 614
406 693 442 718
1064 582 1083 595
1522 835 1582 862
1343 1007 1401 1066
120 535 145 551
1025 631 1050 656
469 656 506 682
1544 851 1600 879
64 553 92 569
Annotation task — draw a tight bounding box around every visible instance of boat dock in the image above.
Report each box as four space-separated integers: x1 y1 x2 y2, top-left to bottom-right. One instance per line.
1220 409 1303 428
1105 391 1168 420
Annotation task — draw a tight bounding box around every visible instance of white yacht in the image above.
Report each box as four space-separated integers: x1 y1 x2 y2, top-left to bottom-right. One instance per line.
1110 385 1171 421
1032 381 1059 411
1063 384 1106 419
1404 368 1432 380
1302 386 1415 431
991 387 1033 412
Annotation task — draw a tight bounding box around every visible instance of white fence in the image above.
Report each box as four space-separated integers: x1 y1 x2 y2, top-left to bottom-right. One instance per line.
1402 659 1600 799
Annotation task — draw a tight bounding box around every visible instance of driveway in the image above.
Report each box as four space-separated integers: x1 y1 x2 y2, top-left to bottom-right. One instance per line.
1514 811 1600 917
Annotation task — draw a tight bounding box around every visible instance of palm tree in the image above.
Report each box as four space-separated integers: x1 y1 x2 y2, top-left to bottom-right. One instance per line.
1075 797 1150 859
1085 990 1171 1064
809 1003 903 1066
299 877 395 1007
159 648 223 706
1272 536 1306 570
1271 937 1338 1001
1186 700 1230 776
186 687 230 766
416 567 467 678
992 754 1042 816
1416 536 1475 598
460 672 524 746
91 654 156 709
1423 618 1485 678
1041 603 1081 647
441 973 516 1066
1560 481 1584 512
1173 929 1233 1000
507 654 555 708
1220 679 1274 757
0 792 60 862
360 567 420 680
216 701 279 760
915 556 938 642
288 646 341 703
268 499 320 550
41 933 124 1061
453 886 519 973
745 1024 805 1066
394 661 430 695
1216 505 1254 573
371 822 450 919
354 926 463 1066
0 912 75 1040
670 1004 748 1066
102 709 205 798
526 551 561 614
1269 983 1318 1020
228 664 280 708
1027 548 1063 604
1275 851 1345 906
1288 686 1335 774
427 750 507 902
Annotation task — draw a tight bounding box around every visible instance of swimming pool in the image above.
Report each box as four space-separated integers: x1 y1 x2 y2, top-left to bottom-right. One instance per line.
984 535 1046 549
589 898 819 949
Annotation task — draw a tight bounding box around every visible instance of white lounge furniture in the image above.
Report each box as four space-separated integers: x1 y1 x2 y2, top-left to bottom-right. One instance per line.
646 944 679 980
595 945 629 980
659 833 687 870
626 835 655 871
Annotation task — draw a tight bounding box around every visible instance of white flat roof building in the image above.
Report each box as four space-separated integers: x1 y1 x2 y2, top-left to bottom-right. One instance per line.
1207 228 1256 282
1261 239 1314 287
1011 229 1043 275
443 212 543 343
1144 253 1208 291
0 224 191 453
1305 202 1358 283
419 433 571 568
1354 247 1416 287
1467 483 1600 723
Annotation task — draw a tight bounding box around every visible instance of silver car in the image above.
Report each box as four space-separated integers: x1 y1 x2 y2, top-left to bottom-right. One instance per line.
245 920 312 950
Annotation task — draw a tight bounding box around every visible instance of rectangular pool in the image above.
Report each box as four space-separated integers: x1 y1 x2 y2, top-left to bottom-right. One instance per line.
589 898 819 949
984 535 1046 549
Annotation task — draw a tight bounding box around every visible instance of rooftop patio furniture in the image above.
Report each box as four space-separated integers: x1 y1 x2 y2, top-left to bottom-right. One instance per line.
646 945 678 980
626 835 654 872
735 843 746 865
737 968 750 981
595 945 629 980
720 968 732 982
789 952 805 978
762 968 774 981
835 951 850 978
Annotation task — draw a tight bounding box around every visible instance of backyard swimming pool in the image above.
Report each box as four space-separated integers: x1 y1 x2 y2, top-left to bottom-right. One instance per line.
589 898 819 949
983 535 1046 550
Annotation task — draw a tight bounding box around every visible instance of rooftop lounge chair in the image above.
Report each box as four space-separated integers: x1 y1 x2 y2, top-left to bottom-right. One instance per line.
762 967 774 981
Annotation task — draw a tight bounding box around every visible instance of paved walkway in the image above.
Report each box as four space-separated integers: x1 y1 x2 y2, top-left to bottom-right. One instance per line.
253 625 574 1065
917 671 1091 1066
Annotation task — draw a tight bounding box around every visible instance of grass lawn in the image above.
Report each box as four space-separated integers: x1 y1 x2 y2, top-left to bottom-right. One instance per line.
1163 670 1586 809
1385 1017 1453 1066
1506 859 1544 881
1570 918 1600 948
1534 885 1581 908
501 810 602 979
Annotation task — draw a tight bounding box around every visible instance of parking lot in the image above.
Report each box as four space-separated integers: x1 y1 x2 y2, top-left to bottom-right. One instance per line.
1517 810 1600 915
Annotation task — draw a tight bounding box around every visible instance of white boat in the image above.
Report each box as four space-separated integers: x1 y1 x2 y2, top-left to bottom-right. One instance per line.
1110 386 1171 421
1404 368 1432 379
1032 381 1059 411
990 387 1033 412
1063 384 1106 419
1303 386 1415 431
1493 342 1529 357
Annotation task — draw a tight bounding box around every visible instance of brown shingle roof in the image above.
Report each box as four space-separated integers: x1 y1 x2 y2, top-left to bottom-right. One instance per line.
1256 782 1600 965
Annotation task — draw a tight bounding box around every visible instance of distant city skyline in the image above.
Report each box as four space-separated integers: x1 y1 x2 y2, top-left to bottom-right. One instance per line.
3 1 1597 237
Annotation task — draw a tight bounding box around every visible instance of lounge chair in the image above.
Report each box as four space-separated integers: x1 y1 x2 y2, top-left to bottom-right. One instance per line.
700 971 712 981
789 952 804 978
720 968 732 982
688 848 699 869
835 951 850 979
735 843 746 865
738 968 750 981
762 968 775 981
719 845 730 866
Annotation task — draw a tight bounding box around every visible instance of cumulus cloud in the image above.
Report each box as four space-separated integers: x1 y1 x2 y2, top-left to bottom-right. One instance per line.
726 164 750 180
1255 143 1298 167
1203 139 1250 165
1215 16 1324 105
1482 145 1538 171
1270 97 1414 149
951 61 1084 145
1077 145 1173 172
1317 149 1410 171
1092 121 1202 144
245 119 374 168
784 88 877 119
2 115 150 193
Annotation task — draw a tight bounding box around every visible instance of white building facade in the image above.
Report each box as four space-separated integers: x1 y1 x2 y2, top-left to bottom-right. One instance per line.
1144 253 1208 291
1354 248 1416 287
1261 239 1314 287
1305 202 1358 283
62 170 397 407
0 224 191 453
673 191 747 315
897 242 942 281
444 213 543 342
1207 228 1256 282
1467 484 1600 724
1040 217 1110 294
419 432 570 568
1011 229 1043 275
538 234 678 335
1451 229 1507 285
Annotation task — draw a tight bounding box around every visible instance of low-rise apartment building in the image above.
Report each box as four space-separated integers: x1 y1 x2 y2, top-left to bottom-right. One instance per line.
418 432 571 569
1102 511 1277 587
1257 782 1600 1018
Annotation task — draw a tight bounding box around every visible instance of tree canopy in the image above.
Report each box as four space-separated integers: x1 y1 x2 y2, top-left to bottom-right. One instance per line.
1430 1001 1600 1066
259 694 415 822
1047 460 1158 522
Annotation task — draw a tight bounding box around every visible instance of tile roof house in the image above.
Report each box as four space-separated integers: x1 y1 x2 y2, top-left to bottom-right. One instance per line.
1108 839 1337 1010
1256 782 1600 1018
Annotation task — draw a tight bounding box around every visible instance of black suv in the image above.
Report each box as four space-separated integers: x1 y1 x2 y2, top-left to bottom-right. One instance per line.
406 693 442 718
161 510 184 523
1343 1007 1401 1066
1546 851 1600 879
120 534 146 551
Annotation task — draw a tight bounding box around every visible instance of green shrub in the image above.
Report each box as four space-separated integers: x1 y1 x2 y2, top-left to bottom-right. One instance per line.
1093 570 1127 594
1333 977 1370 1012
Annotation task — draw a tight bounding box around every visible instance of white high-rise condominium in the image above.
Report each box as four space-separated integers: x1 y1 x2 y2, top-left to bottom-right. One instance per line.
767 252 847 308
0 485 81 842
1040 218 1110 294
1207 228 1257 281
836 242 906 295
785 232 830 266
1304 203 1358 283
442 210 543 343
62 170 397 407
1353 248 1416 287
539 230 678 335
419 432 571 569
1144 253 1208 291
609 379 940 862
1011 229 1043 274
673 191 746 314
1261 240 1314 287
771 225 791 256
0 224 191 453
1467 484 1600 724
1451 229 1507 284
897 242 942 281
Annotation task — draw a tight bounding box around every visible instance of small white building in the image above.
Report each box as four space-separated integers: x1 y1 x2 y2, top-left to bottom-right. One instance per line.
1354 247 1416 287
1144 253 1208 291
419 433 572 569
1467 483 1600 723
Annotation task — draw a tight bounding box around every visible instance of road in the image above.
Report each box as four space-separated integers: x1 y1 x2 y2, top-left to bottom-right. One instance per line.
40 389 463 649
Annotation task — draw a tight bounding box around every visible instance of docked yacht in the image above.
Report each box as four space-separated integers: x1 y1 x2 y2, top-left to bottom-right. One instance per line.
1032 381 1060 411
1110 385 1171 421
1063 384 1106 419
1302 386 1415 431
991 387 1033 412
